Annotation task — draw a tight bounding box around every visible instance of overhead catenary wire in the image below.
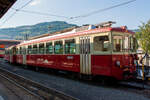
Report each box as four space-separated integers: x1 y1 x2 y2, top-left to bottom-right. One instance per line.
0 0 35 27
0 0 137 27
11 8 70 19
69 0 137 21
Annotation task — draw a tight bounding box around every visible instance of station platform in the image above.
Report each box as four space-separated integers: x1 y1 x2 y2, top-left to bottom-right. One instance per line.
0 80 19 100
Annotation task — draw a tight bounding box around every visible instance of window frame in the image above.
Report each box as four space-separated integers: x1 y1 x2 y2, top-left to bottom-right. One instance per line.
93 33 111 54
65 39 76 54
46 42 53 54
27 45 32 54
54 40 63 54
32 44 38 54
112 35 124 52
39 43 45 54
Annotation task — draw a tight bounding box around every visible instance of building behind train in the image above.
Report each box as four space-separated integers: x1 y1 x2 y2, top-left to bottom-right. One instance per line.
0 40 21 58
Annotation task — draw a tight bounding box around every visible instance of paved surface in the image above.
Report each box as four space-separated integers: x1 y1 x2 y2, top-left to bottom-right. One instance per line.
0 78 18 100
0 75 41 100
1 59 150 100
0 61 42 100
0 96 4 100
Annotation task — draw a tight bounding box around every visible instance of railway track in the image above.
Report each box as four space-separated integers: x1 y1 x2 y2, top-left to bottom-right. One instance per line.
0 67 78 100
2 60 150 91
0 60 150 100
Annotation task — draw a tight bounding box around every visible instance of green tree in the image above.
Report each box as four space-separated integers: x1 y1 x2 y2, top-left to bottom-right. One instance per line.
136 20 150 53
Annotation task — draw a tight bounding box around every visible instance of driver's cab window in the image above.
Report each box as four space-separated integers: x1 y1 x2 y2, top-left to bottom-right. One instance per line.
93 35 109 52
113 35 123 52
124 36 129 51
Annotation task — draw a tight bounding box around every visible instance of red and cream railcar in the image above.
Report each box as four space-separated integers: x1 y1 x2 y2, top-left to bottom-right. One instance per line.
13 26 137 80
4 45 16 63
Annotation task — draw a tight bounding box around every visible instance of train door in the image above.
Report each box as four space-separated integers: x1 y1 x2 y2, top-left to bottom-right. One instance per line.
23 47 26 65
10 49 13 63
10 47 16 63
123 35 130 66
79 36 91 75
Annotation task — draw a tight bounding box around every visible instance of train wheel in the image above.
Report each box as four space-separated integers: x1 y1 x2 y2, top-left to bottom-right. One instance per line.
35 67 39 71
24 65 28 69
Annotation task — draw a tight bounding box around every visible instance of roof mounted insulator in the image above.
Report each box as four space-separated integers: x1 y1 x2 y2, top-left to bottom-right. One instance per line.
95 21 116 28
121 26 127 30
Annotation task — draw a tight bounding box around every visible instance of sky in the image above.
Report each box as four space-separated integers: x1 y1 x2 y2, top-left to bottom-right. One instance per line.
0 0 150 29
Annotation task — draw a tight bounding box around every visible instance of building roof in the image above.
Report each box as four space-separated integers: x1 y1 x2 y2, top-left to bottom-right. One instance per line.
0 0 16 18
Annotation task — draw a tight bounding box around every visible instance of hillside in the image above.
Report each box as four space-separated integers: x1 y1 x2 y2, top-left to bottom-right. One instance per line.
0 21 77 40
0 21 139 40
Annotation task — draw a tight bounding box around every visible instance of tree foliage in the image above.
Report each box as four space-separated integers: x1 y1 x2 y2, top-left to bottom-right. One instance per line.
136 20 150 53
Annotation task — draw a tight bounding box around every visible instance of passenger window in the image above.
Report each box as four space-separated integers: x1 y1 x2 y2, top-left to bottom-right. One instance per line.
33 45 37 54
65 39 76 54
28 45 32 54
94 36 109 51
113 36 123 52
124 36 129 50
16 48 19 54
46 42 53 54
20 47 22 54
39 43 45 54
133 37 138 52
54 41 63 54
22 47 26 54
13 47 16 55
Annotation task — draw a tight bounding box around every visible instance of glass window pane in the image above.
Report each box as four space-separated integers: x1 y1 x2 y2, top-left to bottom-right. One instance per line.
28 45 32 54
39 43 45 54
46 42 53 54
33 45 37 54
16 48 19 54
54 41 63 54
133 37 138 52
124 36 129 49
94 36 109 51
65 39 76 54
113 36 123 52
20 47 22 54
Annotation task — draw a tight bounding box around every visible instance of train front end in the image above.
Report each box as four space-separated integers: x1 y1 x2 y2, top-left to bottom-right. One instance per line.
110 27 138 81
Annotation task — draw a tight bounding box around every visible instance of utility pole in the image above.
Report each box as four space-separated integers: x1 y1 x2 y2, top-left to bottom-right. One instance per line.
21 31 30 40
48 25 53 33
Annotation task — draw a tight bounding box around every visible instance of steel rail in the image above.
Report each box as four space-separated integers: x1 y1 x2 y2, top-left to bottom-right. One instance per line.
0 67 78 100
0 73 44 100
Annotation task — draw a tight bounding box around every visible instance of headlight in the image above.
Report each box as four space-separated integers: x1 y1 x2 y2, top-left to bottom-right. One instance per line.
116 61 120 67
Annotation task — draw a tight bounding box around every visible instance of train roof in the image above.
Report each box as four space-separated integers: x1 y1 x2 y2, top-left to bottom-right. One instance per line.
5 44 16 50
0 39 21 42
18 26 134 46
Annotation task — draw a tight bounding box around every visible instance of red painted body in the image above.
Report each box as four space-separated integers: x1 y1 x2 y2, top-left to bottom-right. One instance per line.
0 54 4 58
4 54 10 62
4 26 137 81
12 54 136 80
111 54 136 80
4 53 136 81
4 55 17 63
16 55 23 64
91 55 112 77
26 55 80 72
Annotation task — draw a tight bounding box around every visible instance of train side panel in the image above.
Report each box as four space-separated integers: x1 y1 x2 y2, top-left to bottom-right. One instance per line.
16 55 23 64
0 54 4 58
26 54 80 72
4 54 10 62
91 55 112 77
111 54 136 80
